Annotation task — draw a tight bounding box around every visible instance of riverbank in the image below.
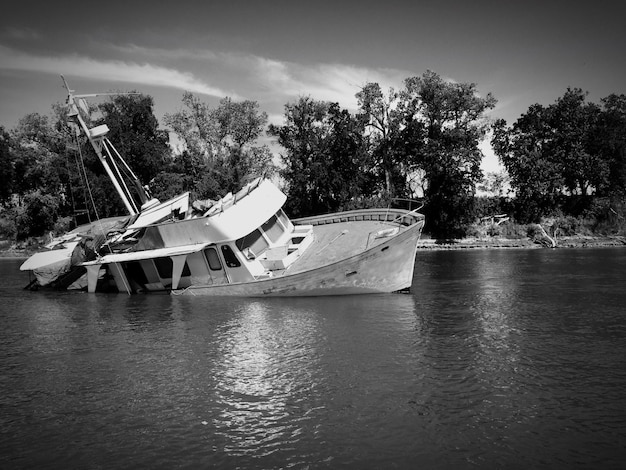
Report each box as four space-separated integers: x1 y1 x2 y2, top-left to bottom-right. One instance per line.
415 235 626 250
0 240 36 259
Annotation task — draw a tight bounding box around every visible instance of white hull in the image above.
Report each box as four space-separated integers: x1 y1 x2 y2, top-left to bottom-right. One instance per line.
173 221 422 297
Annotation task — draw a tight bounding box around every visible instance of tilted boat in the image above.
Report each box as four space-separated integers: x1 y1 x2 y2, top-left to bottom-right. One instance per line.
20 79 425 296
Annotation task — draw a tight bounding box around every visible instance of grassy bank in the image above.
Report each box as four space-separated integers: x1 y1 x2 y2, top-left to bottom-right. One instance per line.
416 235 626 250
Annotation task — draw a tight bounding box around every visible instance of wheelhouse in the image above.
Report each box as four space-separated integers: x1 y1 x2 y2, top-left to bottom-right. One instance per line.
83 201 314 294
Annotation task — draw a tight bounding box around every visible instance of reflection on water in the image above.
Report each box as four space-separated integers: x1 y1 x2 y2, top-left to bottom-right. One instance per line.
211 301 321 457
1 250 626 468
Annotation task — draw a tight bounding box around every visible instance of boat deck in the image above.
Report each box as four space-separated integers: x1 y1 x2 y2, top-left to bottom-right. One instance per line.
285 220 405 275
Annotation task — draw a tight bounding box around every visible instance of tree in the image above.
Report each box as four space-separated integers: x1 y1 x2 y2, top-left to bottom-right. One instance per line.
164 93 275 200
354 72 496 237
10 113 67 198
45 92 175 219
149 150 201 201
0 127 13 203
269 97 333 217
492 105 564 222
15 190 60 238
492 88 612 222
322 104 376 210
400 71 497 237
550 88 605 196
594 93 626 196
477 171 511 199
269 97 373 217
147 171 186 201
356 83 405 197
98 93 171 186
164 92 218 162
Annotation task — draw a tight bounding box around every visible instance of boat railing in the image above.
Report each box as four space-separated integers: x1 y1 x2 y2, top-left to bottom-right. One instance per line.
386 198 424 226
293 207 424 227
204 177 263 217
388 197 424 212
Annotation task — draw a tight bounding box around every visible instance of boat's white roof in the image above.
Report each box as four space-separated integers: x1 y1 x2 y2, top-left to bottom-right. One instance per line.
201 179 286 241
144 179 287 247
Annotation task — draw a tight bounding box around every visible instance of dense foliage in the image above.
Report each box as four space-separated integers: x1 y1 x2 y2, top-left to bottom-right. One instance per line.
273 71 496 237
492 89 626 225
1 72 625 243
268 98 374 217
163 92 276 201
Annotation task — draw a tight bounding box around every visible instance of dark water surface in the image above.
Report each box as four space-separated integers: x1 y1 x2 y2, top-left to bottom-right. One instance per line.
1 248 625 469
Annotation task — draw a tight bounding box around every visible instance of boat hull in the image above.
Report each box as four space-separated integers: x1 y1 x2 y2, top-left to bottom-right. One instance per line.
172 220 423 297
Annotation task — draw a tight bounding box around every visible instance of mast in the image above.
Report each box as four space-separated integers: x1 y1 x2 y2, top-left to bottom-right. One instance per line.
61 76 148 216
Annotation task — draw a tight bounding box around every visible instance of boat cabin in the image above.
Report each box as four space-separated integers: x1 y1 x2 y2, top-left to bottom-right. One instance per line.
81 179 314 293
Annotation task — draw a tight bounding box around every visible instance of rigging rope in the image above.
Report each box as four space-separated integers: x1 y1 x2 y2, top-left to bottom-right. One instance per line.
62 130 92 226
74 131 100 222
64 140 81 223
73 130 112 254
102 139 139 214
73 146 92 224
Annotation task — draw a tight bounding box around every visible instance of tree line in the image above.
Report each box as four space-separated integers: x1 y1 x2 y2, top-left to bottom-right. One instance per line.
492 88 626 228
1 71 625 242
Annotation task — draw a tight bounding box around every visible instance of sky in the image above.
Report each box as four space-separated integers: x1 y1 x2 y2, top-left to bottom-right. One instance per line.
1 0 624 173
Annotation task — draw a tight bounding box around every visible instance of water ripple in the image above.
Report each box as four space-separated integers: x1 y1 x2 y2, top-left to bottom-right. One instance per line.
1 251 626 468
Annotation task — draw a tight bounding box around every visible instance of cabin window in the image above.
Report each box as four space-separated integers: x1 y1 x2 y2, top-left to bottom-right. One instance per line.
204 247 222 271
221 245 241 268
236 229 269 256
277 209 291 229
154 257 191 279
262 215 284 243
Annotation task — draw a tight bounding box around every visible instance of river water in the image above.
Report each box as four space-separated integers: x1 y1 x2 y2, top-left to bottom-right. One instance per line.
1 248 625 469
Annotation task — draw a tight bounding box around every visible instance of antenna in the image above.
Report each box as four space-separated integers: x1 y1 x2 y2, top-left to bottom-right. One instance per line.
60 75 141 99
61 75 74 94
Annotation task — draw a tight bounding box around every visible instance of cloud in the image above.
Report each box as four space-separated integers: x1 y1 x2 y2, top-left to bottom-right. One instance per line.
253 57 294 90
0 38 418 110
1 41 466 122
120 45 412 108
294 63 409 108
246 57 411 111
112 45 415 110
109 43 221 62
1 27 40 41
0 45 238 98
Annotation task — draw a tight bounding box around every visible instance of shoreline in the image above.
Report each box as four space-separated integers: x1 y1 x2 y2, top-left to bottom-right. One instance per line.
2 235 625 260
415 235 626 250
